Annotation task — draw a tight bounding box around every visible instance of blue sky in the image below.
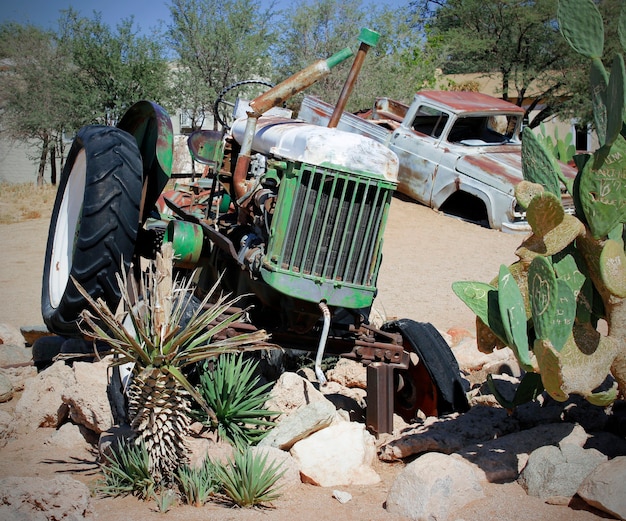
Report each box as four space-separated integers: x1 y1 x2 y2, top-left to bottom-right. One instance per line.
0 0 405 35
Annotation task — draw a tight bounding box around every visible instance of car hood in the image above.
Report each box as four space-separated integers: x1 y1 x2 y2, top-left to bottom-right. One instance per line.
455 149 523 196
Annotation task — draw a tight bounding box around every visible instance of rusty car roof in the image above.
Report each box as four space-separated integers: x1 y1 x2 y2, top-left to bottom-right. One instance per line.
415 90 526 114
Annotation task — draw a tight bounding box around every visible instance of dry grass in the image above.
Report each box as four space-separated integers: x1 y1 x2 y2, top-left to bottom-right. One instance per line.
0 182 57 224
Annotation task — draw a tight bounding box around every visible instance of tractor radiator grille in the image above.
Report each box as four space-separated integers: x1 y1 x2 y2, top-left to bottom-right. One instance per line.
277 166 391 287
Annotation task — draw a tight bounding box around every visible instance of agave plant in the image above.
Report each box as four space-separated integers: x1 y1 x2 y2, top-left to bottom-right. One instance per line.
195 353 280 449
76 243 270 482
213 448 285 508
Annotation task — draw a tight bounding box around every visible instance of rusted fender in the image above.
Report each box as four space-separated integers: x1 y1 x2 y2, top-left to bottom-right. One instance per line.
117 100 173 221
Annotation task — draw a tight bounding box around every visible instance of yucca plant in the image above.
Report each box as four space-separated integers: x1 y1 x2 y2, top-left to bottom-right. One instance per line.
195 353 280 449
213 449 285 508
76 243 271 483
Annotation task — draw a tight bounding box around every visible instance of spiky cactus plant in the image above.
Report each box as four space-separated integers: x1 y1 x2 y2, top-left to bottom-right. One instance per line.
76 243 270 482
454 0 626 406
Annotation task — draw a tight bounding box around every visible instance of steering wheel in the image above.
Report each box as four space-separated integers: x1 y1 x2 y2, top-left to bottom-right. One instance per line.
213 80 274 130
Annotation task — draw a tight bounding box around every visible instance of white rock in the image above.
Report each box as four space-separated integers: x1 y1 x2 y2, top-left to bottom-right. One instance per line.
62 359 113 434
265 371 327 416
290 422 380 487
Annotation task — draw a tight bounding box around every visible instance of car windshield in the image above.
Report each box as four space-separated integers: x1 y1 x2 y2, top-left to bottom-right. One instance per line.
448 114 520 145
411 106 450 138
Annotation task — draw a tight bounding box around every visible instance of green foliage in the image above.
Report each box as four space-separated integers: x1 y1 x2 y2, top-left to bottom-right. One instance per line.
96 439 156 500
537 123 576 165
153 489 178 513
213 449 285 508
454 0 626 408
275 0 438 111
195 353 279 448
57 9 171 126
167 0 276 130
176 458 220 507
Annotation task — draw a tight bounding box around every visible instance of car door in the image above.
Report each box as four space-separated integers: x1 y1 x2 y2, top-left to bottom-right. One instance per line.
387 105 450 206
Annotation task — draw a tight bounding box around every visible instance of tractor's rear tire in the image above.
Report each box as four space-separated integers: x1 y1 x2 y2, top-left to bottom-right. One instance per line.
383 319 470 421
42 125 143 336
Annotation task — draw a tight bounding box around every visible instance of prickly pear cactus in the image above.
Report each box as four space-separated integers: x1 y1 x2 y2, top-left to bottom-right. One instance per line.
453 0 626 407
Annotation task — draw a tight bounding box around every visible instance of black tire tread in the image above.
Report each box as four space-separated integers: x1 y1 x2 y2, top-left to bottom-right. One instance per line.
42 125 143 336
384 318 470 415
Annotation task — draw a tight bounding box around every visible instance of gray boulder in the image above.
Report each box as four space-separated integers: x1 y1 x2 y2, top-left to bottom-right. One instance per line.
386 452 484 521
259 399 336 450
577 456 626 520
518 443 607 501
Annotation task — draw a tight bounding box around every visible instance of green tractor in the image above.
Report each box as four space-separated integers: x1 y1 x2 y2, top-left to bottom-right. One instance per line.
39 31 468 433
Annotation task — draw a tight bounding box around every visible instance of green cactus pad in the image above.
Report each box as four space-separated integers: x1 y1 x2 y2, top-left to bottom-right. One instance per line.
590 59 609 147
516 214 585 262
606 55 625 147
554 251 593 322
586 386 618 407
553 279 577 351
452 281 507 343
599 239 626 297
535 325 618 404
528 257 576 352
554 252 587 296
527 192 565 237
558 0 605 59
498 265 533 371
529 256 558 340
515 181 545 210
521 128 562 198
579 135 626 239
534 338 569 402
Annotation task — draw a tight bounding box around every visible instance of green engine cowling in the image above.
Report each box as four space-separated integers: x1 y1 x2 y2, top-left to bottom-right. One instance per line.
231 115 399 311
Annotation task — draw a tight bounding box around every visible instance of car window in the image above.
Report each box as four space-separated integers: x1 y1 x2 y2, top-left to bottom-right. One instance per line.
448 114 520 145
411 106 449 138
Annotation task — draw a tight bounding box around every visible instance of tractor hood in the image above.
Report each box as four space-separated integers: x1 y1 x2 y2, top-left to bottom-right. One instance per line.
231 115 399 183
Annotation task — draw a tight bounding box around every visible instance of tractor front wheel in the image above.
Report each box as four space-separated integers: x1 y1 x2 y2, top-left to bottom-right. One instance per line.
42 125 143 336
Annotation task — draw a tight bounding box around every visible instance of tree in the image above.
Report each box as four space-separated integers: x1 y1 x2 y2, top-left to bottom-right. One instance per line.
0 23 75 185
166 0 278 130
57 9 171 126
275 0 440 112
410 0 583 128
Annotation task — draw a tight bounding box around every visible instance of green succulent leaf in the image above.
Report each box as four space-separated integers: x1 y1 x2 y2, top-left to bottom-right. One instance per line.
536 325 618 403
534 338 569 402
606 54 626 147
521 127 562 197
452 281 507 343
487 372 544 410
515 181 545 210
527 191 565 237
498 265 533 371
553 279 577 352
558 0 605 59
528 256 558 343
599 239 626 297
590 58 609 147
586 386 618 407
579 135 626 238
620 4 626 55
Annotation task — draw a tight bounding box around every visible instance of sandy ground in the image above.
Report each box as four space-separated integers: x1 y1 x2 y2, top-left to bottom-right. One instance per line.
0 196 608 520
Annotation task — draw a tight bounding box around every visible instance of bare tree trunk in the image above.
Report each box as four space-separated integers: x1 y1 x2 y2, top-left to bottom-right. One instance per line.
37 132 50 187
50 140 57 185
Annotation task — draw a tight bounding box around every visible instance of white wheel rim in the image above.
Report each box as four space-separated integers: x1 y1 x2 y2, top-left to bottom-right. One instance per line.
49 150 87 309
